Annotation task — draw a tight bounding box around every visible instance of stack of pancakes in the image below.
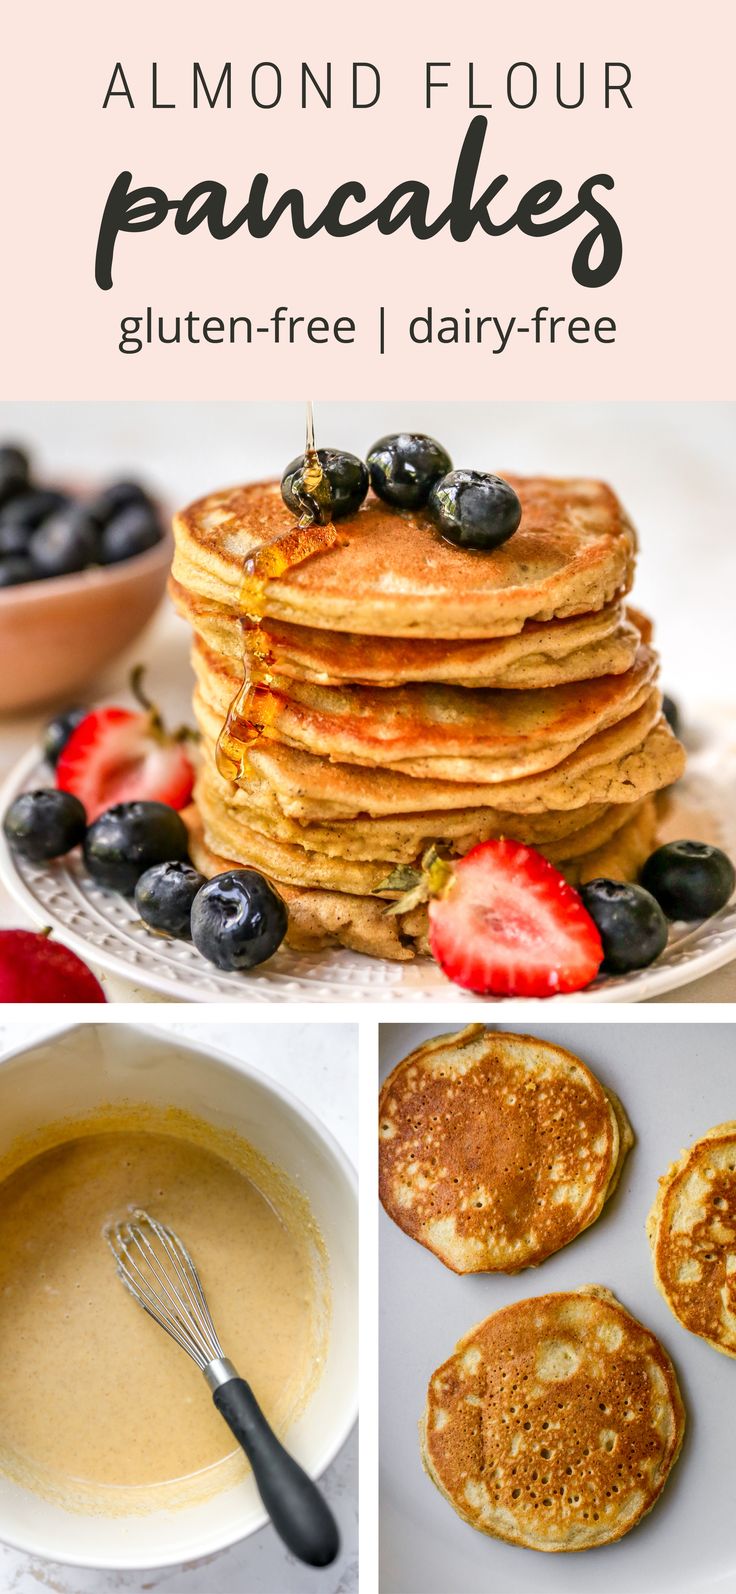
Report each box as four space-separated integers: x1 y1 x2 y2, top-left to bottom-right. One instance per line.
171 474 685 960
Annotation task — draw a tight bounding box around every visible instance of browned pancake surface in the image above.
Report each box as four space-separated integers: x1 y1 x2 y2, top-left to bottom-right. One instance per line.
379 1028 628 1272
169 575 642 689
192 636 657 778
173 477 637 637
422 1287 685 1551
649 1123 736 1357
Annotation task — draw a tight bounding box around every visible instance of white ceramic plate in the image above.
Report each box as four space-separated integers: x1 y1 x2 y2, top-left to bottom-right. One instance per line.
0 728 735 1003
379 1021 736 1594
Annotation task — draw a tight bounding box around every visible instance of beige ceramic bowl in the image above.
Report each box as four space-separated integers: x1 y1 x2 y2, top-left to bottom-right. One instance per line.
0 529 172 713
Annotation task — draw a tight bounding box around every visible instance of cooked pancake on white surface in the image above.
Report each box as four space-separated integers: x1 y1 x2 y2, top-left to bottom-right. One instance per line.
379 1026 632 1272
420 1286 685 1552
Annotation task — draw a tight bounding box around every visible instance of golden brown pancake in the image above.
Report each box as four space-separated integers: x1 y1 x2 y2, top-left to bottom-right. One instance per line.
195 757 651 895
648 1123 736 1357
170 576 643 689
563 795 660 886
173 477 637 638
191 637 658 782
183 805 429 962
185 796 660 959
379 1027 633 1272
193 691 681 820
196 751 640 864
421 1287 685 1551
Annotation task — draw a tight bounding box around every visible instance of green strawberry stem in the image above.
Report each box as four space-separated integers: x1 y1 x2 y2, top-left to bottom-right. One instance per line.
382 846 455 917
129 665 198 748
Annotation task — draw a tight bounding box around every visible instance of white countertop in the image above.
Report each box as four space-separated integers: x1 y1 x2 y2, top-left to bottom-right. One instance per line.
0 400 734 1000
0 1018 359 1594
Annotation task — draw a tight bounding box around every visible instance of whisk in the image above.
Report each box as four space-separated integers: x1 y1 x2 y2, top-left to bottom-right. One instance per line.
107 1209 339 1568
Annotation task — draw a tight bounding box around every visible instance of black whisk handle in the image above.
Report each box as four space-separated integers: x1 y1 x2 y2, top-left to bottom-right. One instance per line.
213 1376 340 1568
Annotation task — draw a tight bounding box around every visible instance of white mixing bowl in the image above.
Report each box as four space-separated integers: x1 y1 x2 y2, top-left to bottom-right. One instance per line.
0 1023 358 1570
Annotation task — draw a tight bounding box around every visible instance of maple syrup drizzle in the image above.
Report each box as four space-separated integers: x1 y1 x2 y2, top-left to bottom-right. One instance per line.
215 403 341 782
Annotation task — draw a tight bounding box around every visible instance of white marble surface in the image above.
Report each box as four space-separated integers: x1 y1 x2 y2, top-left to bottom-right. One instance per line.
0 1018 359 1594
0 400 734 1001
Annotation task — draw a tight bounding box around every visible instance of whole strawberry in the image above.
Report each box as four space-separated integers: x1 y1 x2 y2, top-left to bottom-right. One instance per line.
0 930 106 1002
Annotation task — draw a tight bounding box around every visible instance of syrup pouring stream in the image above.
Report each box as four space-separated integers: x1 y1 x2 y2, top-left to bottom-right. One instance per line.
216 402 341 781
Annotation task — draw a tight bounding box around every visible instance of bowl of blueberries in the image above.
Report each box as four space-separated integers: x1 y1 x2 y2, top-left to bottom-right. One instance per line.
0 443 171 713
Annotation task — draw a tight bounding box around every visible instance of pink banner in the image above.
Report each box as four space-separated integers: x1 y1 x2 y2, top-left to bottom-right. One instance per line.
1 0 734 398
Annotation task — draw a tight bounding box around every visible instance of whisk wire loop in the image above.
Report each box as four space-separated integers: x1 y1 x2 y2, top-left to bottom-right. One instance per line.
108 1210 224 1371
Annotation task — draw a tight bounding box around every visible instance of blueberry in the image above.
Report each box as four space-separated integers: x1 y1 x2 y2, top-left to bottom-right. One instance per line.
641 841 736 921
0 555 37 588
0 521 31 557
30 504 98 578
367 433 452 509
428 470 522 551
135 860 206 938
87 480 152 526
3 789 87 862
0 445 30 507
662 694 681 738
83 801 189 896
281 448 368 523
579 878 668 974
0 489 70 531
42 707 88 768
99 504 162 565
191 869 288 971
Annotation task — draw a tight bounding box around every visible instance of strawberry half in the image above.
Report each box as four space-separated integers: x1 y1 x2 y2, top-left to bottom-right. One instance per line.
56 674 194 822
428 839 604 998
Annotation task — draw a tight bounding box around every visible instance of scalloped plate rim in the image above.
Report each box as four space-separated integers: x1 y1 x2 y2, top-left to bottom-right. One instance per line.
1 743 736 1004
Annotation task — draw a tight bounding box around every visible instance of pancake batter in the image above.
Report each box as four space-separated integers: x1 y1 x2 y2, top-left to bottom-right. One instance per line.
0 1118 327 1513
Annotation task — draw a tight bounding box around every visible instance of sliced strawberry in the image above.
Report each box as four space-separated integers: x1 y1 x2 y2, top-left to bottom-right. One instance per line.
56 705 194 822
428 839 603 998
